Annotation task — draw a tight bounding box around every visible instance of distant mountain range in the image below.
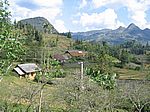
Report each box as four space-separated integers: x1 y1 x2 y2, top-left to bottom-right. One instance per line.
18 17 150 44
18 17 58 34
72 23 150 44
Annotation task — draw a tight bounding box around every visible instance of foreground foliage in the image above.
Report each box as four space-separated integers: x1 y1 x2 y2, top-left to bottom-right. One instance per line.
86 68 117 90
0 0 25 75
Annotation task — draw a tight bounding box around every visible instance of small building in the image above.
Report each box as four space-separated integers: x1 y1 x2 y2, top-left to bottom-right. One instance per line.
14 63 41 80
53 54 68 63
126 62 141 70
65 50 87 58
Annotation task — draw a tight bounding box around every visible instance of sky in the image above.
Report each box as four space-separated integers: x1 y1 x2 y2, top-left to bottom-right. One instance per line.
8 0 150 33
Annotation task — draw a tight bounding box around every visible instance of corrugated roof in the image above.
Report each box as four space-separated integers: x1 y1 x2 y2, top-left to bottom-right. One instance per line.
18 63 41 73
14 67 25 75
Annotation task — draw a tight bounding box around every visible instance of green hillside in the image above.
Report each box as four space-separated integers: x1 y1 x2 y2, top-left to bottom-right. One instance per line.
42 34 73 54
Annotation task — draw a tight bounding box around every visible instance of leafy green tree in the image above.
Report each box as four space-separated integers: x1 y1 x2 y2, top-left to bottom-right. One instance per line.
81 41 119 90
43 22 52 34
0 0 25 74
67 31 72 38
34 30 42 43
120 49 131 66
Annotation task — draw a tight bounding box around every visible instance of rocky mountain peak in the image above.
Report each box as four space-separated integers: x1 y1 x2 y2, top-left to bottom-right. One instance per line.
18 17 58 34
72 23 150 44
126 23 140 30
116 26 126 31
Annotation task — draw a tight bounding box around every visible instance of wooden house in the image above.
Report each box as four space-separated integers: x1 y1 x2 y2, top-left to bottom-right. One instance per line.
65 50 87 58
14 63 41 80
53 54 68 63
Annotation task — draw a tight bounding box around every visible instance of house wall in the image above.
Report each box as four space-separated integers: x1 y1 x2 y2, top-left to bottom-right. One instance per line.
19 72 36 80
65 53 72 59
28 72 36 80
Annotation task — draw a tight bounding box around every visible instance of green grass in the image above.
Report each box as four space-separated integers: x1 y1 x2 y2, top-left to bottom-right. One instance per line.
113 67 148 79
0 75 66 110
0 69 149 112
43 34 73 54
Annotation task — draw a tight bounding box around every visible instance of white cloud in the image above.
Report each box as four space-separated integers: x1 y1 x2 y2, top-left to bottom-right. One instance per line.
29 8 62 22
8 0 68 32
72 20 78 24
9 0 63 23
78 9 124 30
34 0 63 7
10 6 31 21
79 0 87 8
92 0 110 8
92 0 150 28
92 0 122 9
54 20 68 33
124 0 150 28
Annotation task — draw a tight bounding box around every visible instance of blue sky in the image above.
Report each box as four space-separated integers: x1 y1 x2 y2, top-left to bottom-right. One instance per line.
9 0 150 32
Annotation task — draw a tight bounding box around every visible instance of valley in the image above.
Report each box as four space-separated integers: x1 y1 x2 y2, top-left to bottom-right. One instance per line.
0 0 150 111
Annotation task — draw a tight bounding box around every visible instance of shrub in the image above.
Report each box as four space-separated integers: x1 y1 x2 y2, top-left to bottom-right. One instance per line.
85 67 117 90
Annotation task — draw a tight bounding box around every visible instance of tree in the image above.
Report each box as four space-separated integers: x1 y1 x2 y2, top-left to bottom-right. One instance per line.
67 31 72 38
34 30 42 43
119 80 150 112
43 22 52 34
13 19 17 29
120 49 131 66
0 0 25 74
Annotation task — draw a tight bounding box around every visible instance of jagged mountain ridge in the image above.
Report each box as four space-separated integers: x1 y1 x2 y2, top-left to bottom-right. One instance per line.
72 23 150 44
18 17 58 34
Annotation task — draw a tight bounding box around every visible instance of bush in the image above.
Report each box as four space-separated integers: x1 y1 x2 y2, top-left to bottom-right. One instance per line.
115 63 124 68
50 69 66 78
145 74 150 81
114 98 133 111
0 101 34 112
142 103 150 112
85 67 117 90
134 66 141 71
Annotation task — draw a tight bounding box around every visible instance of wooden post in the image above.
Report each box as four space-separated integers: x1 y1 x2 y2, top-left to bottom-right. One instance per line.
79 62 84 91
80 62 83 80
39 89 43 112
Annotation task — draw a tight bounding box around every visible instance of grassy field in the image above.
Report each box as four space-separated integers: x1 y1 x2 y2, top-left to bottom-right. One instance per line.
63 62 148 80
0 74 67 110
43 34 73 54
113 67 148 79
0 70 149 111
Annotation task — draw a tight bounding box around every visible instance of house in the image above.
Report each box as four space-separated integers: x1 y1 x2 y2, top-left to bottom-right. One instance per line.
53 54 68 63
126 62 141 70
14 63 41 80
65 50 87 58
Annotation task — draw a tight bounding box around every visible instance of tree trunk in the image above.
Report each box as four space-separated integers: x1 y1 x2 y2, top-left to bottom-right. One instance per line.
39 89 43 112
